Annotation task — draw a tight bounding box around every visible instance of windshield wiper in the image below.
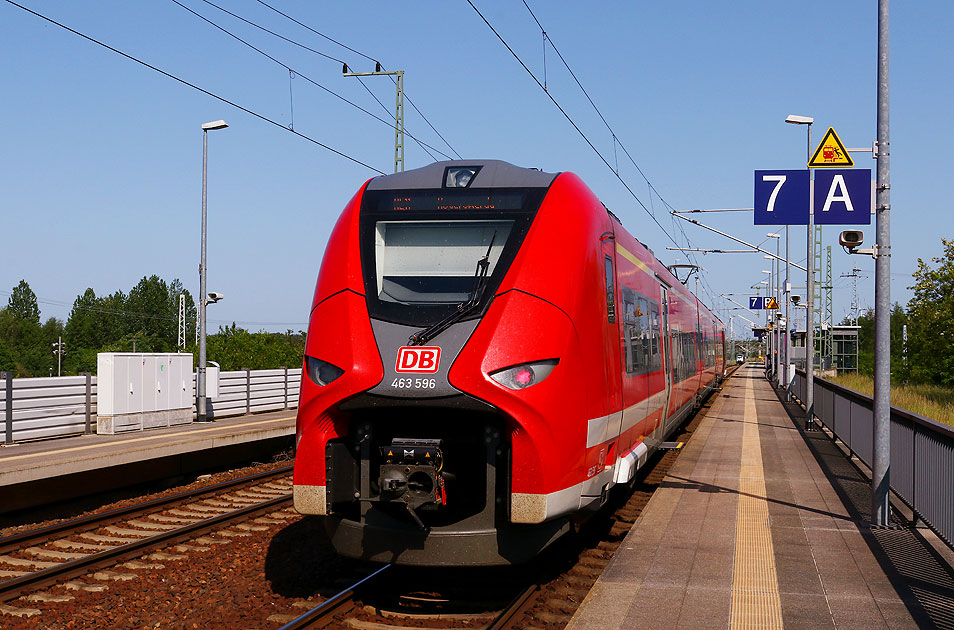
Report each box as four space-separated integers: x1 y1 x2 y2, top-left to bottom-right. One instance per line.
408 232 497 346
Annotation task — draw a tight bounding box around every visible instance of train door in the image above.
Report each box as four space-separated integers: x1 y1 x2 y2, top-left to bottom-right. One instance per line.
652 284 673 445
660 285 673 431
597 234 623 492
601 237 623 431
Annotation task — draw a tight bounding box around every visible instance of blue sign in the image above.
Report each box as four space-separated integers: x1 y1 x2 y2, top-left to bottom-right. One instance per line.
749 296 764 310
813 169 871 225
754 170 809 225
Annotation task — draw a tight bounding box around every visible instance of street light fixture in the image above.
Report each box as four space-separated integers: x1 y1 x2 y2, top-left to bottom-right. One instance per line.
786 113 814 424
198 119 228 422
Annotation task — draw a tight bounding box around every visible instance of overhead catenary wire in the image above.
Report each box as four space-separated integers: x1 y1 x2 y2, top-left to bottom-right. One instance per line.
193 0 451 162
3 0 386 174
251 0 462 160
466 2 681 250
517 2 750 310
469 1 725 309
171 0 454 162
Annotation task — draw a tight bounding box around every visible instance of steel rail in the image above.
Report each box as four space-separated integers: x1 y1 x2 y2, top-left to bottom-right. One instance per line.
0 464 293 554
277 564 392 630
485 583 540 630
0 493 292 603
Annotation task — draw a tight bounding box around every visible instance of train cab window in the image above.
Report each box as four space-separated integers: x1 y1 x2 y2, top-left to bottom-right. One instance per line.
359 186 544 326
374 220 512 304
604 257 616 323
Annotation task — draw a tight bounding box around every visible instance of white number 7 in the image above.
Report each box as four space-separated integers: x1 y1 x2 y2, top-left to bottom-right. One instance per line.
762 174 787 212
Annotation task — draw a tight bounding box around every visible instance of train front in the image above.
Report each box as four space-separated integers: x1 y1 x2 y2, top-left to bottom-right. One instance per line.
294 160 600 566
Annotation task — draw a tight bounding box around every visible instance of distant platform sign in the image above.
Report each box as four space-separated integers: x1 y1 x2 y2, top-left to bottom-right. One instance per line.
754 169 809 225
813 169 872 225
809 127 854 167
749 296 765 310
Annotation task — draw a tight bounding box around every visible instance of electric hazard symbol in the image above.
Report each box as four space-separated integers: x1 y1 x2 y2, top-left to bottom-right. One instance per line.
765 297 779 309
809 127 854 167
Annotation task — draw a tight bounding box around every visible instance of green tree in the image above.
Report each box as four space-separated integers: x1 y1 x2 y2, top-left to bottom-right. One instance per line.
7 280 39 324
852 303 910 382
205 323 305 371
907 238 954 384
126 275 174 350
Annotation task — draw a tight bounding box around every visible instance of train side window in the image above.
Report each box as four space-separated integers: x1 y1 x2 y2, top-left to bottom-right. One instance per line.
622 290 636 375
604 256 616 323
631 296 642 374
637 296 649 372
650 302 661 371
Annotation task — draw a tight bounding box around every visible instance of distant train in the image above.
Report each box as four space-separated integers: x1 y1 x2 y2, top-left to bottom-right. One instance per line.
294 160 725 566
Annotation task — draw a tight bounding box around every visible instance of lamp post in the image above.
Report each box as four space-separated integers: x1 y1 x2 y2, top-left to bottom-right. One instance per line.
198 119 228 422
786 113 815 429
766 233 782 389
761 268 773 377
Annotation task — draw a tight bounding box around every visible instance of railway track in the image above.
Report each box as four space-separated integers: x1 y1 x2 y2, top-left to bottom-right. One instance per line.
1 371 735 626
0 465 294 607
271 373 733 630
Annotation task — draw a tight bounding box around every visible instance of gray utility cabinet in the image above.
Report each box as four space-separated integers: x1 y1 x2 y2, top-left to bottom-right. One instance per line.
97 353 194 434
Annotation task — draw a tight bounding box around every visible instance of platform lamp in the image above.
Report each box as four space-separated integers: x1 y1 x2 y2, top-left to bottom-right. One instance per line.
785 113 815 428
198 119 228 422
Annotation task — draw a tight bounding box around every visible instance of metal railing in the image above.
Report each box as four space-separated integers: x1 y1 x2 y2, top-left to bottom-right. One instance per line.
791 369 954 548
2 368 301 445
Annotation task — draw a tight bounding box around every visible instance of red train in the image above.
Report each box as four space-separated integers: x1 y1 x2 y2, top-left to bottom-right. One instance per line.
294 160 725 566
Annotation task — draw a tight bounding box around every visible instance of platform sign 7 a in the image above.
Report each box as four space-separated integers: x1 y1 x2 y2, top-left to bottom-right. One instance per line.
749 296 764 310
754 170 809 225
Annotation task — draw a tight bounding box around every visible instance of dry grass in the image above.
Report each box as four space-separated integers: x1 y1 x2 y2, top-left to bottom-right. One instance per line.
830 373 954 428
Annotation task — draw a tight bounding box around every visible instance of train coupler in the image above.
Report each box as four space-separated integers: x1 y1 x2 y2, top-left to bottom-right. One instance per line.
378 438 446 527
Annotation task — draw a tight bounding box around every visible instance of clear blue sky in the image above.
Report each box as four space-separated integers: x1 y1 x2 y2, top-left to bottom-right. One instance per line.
2 1 951 338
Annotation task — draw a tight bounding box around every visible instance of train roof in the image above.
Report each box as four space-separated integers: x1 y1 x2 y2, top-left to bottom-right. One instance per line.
366 159 558 190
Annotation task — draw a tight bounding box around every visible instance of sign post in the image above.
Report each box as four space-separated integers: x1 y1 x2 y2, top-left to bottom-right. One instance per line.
754 125 871 431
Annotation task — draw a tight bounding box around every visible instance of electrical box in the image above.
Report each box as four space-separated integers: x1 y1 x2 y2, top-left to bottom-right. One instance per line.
97 353 194 434
206 361 221 399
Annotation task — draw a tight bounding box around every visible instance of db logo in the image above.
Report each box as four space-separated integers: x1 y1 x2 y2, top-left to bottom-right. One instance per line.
395 346 441 373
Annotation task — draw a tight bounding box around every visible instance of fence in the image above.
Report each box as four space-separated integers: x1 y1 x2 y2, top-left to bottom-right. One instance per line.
2 368 301 445
792 369 954 548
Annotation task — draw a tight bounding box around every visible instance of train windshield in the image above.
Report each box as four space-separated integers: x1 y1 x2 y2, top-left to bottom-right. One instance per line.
374 220 512 304
360 187 545 325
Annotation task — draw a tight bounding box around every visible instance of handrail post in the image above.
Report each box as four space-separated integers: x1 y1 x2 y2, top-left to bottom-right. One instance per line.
245 368 251 415
83 371 92 435
3 371 12 445
281 366 288 410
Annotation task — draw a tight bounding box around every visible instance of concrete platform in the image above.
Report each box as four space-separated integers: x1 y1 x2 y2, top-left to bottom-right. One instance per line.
567 363 954 629
0 410 296 513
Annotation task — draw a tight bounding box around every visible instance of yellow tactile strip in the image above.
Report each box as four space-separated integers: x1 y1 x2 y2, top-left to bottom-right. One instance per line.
729 374 783 629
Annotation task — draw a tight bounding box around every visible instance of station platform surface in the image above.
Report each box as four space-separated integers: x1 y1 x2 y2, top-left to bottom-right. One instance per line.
0 410 296 512
568 363 954 629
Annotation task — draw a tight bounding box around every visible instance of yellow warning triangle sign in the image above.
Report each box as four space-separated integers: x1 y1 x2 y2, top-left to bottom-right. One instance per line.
808 127 854 167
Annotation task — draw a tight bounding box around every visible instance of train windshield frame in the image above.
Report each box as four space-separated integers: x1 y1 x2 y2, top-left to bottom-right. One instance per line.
359 187 546 325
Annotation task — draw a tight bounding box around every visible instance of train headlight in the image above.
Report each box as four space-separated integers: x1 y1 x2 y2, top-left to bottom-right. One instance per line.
305 356 344 386
489 359 558 390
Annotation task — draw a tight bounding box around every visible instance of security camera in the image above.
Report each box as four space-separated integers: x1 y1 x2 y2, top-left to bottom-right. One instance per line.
839 230 878 258
207 292 224 303
791 295 801 305
839 230 864 249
